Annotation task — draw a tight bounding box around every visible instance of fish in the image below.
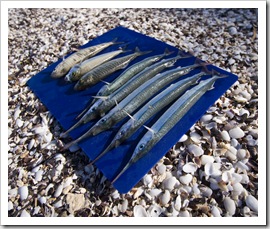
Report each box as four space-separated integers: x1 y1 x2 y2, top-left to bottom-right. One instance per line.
74 47 151 90
111 71 227 184
75 48 174 120
51 38 122 78
64 48 129 82
61 59 201 150
60 51 192 139
88 71 204 165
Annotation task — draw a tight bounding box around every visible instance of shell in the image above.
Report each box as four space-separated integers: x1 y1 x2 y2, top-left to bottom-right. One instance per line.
18 186 28 201
223 197 236 216
133 205 149 217
182 162 198 174
229 127 245 139
245 195 258 213
188 144 204 157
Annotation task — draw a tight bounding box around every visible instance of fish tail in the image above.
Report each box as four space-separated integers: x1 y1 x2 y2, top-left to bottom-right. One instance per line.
88 142 115 166
134 47 152 56
60 118 85 138
111 160 132 184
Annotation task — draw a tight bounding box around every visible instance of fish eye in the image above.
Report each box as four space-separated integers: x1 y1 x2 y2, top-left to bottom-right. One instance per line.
100 118 106 123
119 130 125 136
138 143 145 151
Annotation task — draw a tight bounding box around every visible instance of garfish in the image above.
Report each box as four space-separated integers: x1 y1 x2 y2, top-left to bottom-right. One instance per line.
61 60 202 150
88 71 204 165
65 48 129 82
74 47 151 90
111 71 227 184
75 48 174 120
60 52 191 138
51 38 122 78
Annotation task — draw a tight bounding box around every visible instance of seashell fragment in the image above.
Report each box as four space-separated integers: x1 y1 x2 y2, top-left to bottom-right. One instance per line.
223 197 236 216
162 176 177 191
178 210 190 217
35 169 43 182
204 162 222 177
229 127 245 139
182 162 198 174
211 206 222 217
221 130 231 141
54 183 63 197
133 205 149 217
20 209 31 217
188 144 204 157
157 164 166 175
148 204 163 217
200 155 215 165
245 195 258 213
179 174 193 185
18 186 28 201
159 190 171 206
174 195 182 211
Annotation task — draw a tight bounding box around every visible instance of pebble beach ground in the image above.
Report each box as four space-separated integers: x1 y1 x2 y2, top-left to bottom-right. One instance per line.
8 8 258 218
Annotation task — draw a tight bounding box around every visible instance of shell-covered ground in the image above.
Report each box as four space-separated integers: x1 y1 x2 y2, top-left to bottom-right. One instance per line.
8 8 258 217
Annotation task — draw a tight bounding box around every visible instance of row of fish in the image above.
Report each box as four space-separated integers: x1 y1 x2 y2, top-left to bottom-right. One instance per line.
50 38 227 184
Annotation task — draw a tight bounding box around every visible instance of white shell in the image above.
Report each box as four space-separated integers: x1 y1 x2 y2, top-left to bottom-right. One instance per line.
174 195 182 211
148 204 163 217
224 197 236 216
54 183 63 198
245 195 258 213
120 199 128 213
35 170 43 182
149 188 162 198
200 155 215 165
133 205 149 217
179 134 188 142
179 174 193 185
20 209 31 217
182 162 198 174
38 196 47 205
188 144 204 157
8 201 13 211
162 177 177 190
159 190 170 206
204 162 222 177
157 164 166 175
229 127 245 139
232 182 243 193
200 114 213 123
18 186 28 201
211 206 221 217
178 210 190 217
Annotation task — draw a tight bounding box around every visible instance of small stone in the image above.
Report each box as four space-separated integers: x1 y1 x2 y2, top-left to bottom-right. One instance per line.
200 114 213 123
18 186 28 201
228 26 237 35
66 193 90 214
246 195 258 213
237 149 247 160
157 164 166 175
229 127 245 139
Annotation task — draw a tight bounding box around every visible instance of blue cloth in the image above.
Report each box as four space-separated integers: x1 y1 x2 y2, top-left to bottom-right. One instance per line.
27 26 238 193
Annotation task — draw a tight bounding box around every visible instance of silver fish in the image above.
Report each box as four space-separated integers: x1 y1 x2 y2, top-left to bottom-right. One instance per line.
65 48 128 82
60 52 190 138
88 72 204 165
111 72 227 184
61 60 200 150
51 38 122 78
74 47 151 90
76 48 173 120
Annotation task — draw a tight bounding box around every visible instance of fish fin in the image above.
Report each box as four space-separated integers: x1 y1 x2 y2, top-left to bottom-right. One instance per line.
143 125 156 136
122 109 136 121
111 37 125 45
177 50 193 59
135 47 152 56
164 48 175 56
100 80 110 85
118 44 132 53
92 95 108 101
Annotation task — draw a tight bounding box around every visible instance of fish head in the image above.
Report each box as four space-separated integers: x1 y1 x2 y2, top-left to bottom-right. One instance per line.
51 66 67 78
96 85 109 96
133 131 155 160
90 115 113 136
114 120 134 145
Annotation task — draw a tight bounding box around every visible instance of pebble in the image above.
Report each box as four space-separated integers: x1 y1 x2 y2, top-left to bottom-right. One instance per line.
18 186 28 201
228 26 237 35
229 127 245 139
245 195 258 213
